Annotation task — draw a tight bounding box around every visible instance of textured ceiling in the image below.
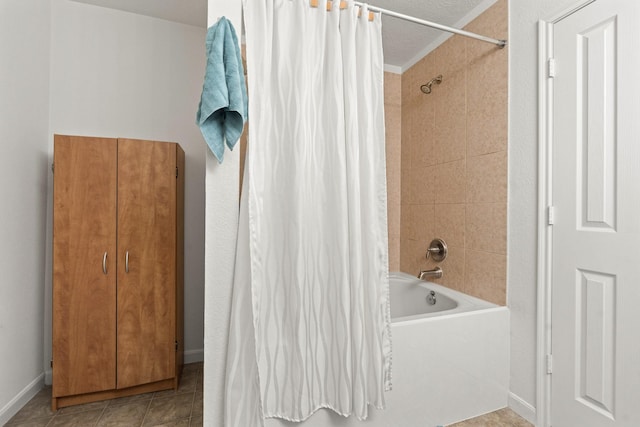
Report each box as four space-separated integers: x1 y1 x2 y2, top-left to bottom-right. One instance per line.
69 0 498 72
368 0 498 71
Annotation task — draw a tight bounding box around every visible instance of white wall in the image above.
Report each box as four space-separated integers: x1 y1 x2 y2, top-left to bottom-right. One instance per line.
203 2 242 426
44 0 208 381
0 1 208 420
0 1 52 423
507 0 584 422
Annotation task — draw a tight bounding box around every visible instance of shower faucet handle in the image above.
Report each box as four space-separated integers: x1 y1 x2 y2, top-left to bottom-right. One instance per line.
425 238 448 262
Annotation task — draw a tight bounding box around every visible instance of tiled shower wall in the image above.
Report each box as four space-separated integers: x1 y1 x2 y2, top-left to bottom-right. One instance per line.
398 0 508 305
385 72 402 271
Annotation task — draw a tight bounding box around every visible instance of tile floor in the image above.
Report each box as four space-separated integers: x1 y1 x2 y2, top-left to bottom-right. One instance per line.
448 408 533 427
4 362 203 427
5 362 531 427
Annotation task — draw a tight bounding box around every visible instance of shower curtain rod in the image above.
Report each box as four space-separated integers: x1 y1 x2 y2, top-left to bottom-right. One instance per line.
353 2 507 48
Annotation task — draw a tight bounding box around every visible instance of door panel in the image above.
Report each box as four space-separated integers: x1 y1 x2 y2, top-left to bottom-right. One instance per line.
551 1 640 425
117 139 176 389
53 135 117 397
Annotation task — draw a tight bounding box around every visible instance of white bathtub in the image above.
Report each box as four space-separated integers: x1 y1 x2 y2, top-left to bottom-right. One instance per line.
390 271 497 321
265 272 509 427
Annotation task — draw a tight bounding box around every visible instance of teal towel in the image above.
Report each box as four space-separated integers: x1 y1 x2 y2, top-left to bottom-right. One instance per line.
196 17 248 163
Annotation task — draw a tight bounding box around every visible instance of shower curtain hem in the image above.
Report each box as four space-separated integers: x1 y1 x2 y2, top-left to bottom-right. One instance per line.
263 402 388 423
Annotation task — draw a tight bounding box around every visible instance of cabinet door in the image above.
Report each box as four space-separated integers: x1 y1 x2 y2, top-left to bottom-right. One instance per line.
53 135 117 397
117 139 176 388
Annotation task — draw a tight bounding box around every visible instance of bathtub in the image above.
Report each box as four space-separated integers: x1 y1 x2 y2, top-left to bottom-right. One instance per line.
265 272 509 427
390 271 498 321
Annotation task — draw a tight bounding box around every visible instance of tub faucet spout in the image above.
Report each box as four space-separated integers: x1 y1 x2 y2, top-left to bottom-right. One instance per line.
418 266 443 280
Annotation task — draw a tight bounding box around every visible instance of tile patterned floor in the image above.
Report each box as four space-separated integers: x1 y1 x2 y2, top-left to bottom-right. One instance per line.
4 362 203 427
6 363 530 427
448 408 533 427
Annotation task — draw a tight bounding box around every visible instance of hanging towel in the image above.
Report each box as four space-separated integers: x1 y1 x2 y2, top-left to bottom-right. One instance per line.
196 16 248 163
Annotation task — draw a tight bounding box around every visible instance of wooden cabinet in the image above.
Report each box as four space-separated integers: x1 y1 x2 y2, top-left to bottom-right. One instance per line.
52 135 184 410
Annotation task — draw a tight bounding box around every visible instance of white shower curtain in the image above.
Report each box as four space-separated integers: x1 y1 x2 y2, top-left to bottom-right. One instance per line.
225 1 391 425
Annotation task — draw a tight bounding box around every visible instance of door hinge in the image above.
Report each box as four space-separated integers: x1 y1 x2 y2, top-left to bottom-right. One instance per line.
547 206 555 225
175 340 179 351
176 166 179 179
50 360 53 368
547 58 556 78
546 354 553 374
51 163 54 174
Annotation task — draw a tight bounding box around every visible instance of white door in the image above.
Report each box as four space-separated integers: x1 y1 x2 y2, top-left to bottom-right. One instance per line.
551 0 640 426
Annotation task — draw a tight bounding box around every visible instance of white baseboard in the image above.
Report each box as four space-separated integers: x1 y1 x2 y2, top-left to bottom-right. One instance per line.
184 349 204 364
509 392 537 425
0 373 45 426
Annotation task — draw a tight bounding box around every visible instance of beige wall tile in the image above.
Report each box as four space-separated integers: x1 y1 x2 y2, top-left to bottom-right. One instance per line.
406 166 437 205
384 104 402 147
433 34 467 81
384 72 402 106
401 166 411 204
464 250 506 305
388 200 401 240
465 0 508 158
435 159 466 204
429 245 465 293
434 203 465 248
399 0 508 305
434 72 466 164
402 52 436 107
388 236 400 272
387 173 401 216
400 238 431 275
385 73 402 268
387 191 402 216
466 151 507 203
404 96 435 169
467 43 507 157
401 127 412 172
401 32 435 192
385 102 402 241
465 203 507 254
401 204 435 242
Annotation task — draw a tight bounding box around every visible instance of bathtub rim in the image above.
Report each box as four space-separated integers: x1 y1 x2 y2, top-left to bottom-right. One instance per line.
389 271 500 324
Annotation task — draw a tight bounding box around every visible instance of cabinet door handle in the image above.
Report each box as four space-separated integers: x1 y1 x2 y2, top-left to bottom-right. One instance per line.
102 252 108 275
125 251 130 273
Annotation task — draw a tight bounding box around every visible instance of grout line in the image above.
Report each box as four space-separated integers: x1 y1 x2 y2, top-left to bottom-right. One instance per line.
93 404 108 427
139 397 153 427
189 387 196 420
45 397 56 427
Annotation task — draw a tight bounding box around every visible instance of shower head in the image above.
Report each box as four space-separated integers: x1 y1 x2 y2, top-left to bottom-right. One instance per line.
420 74 443 94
